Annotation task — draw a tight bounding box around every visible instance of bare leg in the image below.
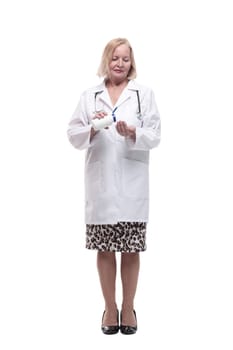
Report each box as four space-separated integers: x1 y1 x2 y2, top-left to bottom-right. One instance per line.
97 251 118 326
120 252 139 326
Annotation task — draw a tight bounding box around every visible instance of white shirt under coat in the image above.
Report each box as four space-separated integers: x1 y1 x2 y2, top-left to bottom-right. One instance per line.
67 80 161 224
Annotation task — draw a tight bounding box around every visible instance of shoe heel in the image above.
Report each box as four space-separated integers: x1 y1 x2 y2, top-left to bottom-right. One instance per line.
120 310 137 335
101 310 119 335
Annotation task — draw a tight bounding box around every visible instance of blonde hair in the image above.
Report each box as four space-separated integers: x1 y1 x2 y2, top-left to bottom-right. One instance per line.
97 38 137 80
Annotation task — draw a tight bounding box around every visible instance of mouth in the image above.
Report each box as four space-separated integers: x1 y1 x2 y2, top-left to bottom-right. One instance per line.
114 69 123 73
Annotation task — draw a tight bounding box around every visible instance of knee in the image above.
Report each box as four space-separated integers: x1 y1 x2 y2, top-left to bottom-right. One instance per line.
98 251 116 261
121 252 139 263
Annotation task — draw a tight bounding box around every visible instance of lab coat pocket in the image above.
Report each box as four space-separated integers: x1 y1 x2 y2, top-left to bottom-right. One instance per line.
85 161 102 200
122 158 149 199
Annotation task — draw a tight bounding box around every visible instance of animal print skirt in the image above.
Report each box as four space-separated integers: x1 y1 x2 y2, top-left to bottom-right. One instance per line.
86 222 147 252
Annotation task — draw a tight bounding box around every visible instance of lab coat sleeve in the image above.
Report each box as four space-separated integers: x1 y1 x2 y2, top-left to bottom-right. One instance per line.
126 89 161 151
67 93 93 150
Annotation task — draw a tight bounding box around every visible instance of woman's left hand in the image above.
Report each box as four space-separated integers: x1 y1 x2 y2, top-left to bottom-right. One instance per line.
116 121 136 142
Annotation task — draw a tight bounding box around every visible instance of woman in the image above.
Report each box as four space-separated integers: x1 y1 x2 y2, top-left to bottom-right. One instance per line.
67 38 161 334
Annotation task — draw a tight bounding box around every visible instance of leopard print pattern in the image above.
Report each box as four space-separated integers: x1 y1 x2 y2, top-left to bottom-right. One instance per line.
86 222 147 252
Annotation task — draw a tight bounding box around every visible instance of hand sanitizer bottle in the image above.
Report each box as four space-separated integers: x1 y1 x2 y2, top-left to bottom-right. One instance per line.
91 114 114 130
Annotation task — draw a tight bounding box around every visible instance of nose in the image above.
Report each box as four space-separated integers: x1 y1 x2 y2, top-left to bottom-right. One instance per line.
116 58 123 67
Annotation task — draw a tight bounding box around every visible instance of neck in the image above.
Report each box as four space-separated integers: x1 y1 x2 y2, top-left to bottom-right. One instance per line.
106 79 128 89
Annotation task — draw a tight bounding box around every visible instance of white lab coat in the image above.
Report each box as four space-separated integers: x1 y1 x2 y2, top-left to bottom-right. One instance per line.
67 80 161 224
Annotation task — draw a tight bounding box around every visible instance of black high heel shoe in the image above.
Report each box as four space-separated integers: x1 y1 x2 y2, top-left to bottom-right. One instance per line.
120 310 137 335
101 310 119 335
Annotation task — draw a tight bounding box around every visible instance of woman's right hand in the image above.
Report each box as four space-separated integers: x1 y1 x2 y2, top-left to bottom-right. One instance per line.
92 111 108 120
90 111 108 141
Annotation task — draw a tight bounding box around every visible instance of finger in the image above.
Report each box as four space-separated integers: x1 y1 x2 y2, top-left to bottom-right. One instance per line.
116 123 122 134
116 122 124 135
99 111 108 118
94 111 107 119
117 122 125 134
117 121 126 130
121 122 128 135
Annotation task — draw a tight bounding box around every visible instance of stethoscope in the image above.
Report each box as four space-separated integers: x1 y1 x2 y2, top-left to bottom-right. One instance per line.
94 90 142 124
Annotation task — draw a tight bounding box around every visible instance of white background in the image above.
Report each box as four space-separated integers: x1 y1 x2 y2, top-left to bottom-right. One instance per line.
0 0 233 349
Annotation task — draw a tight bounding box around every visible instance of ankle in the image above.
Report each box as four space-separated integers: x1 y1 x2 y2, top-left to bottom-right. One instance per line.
121 303 134 312
105 302 118 312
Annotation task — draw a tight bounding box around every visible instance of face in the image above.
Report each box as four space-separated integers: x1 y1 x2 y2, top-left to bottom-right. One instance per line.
108 44 132 84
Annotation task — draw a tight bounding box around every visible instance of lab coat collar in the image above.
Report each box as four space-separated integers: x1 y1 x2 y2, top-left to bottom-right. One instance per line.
93 81 105 94
126 79 141 92
93 80 141 109
93 79 141 93
117 80 141 108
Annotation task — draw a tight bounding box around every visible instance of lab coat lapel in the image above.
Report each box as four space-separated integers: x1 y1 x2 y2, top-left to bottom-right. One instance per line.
98 89 112 109
116 80 140 108
116 88 131 108
95 80 140 110
97 87 131 110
